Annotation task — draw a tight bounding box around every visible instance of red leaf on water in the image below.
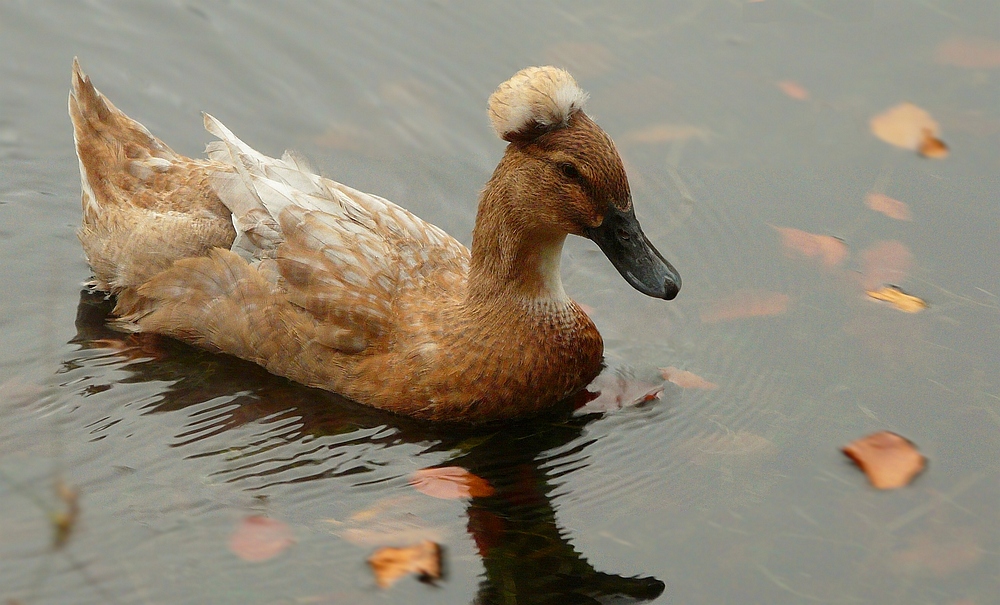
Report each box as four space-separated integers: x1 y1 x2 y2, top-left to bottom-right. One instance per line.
410 466 495 499
700 290 790 323
228 516 294 562
842 431 926 489
368 540 443 589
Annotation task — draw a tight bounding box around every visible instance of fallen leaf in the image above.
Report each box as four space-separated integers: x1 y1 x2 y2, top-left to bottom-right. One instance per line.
776 80 809 101
860 240 912 290
659 367 718 390
842 431 926 489
772 226 848 267
623 123 712 144
918 129 949 159
935 36 1000 69
865 193 912 221
870 103 948 158
410 466 495 500
52 479 80 549
228 516 294 562
866 285 928 313
893 527 983 577
368 540 442 589
673 431 777 467
700 290 790 323
575 372 664 413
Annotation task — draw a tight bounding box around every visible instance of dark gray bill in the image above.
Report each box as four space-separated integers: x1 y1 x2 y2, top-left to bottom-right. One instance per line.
585 205 681 300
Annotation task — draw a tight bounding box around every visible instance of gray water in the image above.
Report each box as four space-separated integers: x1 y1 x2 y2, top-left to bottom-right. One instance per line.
1 2 998 603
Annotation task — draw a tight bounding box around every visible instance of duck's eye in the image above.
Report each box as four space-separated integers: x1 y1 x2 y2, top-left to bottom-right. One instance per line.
558 162 581 180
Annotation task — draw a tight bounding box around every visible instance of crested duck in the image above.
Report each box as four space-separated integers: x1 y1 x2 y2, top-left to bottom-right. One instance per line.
69 59 680 422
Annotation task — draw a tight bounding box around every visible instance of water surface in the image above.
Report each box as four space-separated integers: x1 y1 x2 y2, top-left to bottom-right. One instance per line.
1 2 998 603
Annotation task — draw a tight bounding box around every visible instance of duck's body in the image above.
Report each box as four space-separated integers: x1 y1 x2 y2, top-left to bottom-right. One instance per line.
69 60 679 422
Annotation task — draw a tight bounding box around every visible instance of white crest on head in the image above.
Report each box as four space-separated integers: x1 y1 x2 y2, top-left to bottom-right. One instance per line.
488 66 589 142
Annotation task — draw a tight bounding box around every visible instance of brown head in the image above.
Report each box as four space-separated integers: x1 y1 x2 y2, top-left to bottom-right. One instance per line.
471 66 680 301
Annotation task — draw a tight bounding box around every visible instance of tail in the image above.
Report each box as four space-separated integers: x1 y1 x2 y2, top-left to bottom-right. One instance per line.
68 57 180 221
69 58 235 296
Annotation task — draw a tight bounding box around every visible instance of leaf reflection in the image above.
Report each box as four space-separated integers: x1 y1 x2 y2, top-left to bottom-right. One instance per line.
67 289 665 603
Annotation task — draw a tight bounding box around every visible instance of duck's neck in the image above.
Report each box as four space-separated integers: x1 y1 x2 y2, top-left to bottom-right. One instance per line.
467 176 570 307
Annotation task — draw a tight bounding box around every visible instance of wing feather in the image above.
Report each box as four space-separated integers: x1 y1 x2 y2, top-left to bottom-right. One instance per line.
202 114 469 343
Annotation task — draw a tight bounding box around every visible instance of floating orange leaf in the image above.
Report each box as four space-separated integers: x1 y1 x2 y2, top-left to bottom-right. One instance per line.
918 129 949 159
659 367 718 390
865 193 912 221
842 431 926 489
368 540 442 589
866 285 928 313
700 289 790 323
52 479 80 549
228 516 294 562
410 466 495 499
772 226 847 267
870 103 948 158
776 80 809 101
860 240 912 290
935 36 1000 69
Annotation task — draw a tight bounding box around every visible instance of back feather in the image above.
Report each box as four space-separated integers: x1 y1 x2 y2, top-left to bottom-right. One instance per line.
202 113 470 347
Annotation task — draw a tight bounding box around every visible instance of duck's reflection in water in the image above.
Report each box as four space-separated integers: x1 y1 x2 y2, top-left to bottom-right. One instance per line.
70 290 664 604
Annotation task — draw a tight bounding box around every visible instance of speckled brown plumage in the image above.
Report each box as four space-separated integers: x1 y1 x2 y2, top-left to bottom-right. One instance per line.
69 61 654 422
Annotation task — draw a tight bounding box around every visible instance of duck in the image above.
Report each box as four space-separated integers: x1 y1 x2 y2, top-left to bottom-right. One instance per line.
69 59 680 423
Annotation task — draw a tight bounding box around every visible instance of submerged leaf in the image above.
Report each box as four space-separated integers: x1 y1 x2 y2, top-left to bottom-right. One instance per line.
575 372 664 413
870 103 947 158
700 290 790 323
410 466 495 499
52 479 80 549
935 36 1000 69
842 431 926 489
228 516 294 562
776 80 809 101
865 193 912 221
893 527 983 577
368 540 442 588
772 226 847 267
867 285 928 313
659 367 719 390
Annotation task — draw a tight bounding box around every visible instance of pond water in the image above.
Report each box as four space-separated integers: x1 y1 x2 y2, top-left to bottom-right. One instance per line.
2 2 999 603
